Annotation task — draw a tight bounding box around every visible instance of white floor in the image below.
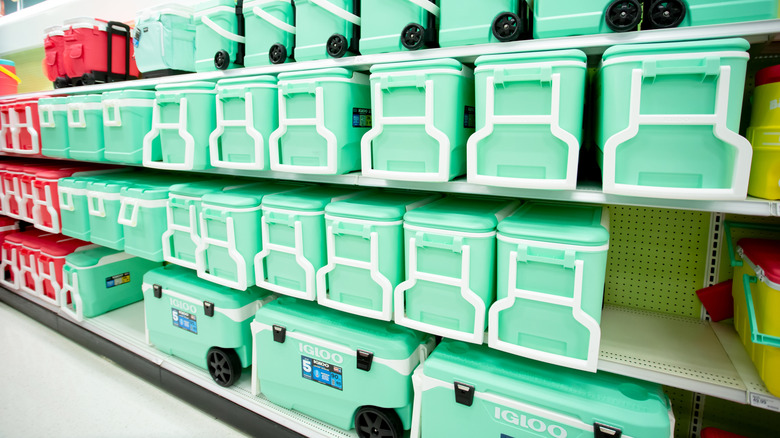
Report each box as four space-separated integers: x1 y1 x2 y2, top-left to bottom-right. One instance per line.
0 301 250 438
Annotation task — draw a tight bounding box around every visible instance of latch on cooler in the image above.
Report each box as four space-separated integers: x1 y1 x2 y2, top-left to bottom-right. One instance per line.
203 301 214 317
153 284 162 298
272 325 286 343
356 350 373 371
594 423 622 438
454 381 475 406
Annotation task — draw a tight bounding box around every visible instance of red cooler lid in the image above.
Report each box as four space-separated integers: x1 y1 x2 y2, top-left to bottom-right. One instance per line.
0 217 17 227
756 65 780 87
38 237 91 257
738 238 780 284
4 232 26 244
12 230 52 246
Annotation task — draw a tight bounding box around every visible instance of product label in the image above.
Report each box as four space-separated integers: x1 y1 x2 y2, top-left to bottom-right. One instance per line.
172 308 198 334
464 106 476 128
106 272 130 289
751 393 780 412
302 355 343 391
352 108 372 128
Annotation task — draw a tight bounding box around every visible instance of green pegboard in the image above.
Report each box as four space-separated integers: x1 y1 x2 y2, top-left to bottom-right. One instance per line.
604 206 710 318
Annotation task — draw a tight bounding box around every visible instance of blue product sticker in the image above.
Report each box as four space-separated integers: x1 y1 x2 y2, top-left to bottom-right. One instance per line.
352 108 372 128
301 355 343 391
105 272 130 289
172 308 197 334
464 106 476 129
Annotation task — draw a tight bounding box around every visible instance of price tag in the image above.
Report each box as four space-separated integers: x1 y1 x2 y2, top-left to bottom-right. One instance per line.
750 393 780 412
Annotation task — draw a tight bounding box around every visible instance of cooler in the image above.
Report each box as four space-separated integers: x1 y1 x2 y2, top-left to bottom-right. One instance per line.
394 196 520 344
37 237 94 305
9 98 42 156
119 179 182 262
270 68 370 175
18 233 70 297
42 26 68 87
0 218 19 246
596 38 752 200
0 231 33 291
252 296 432 433
67 94 106 161
1 164 24 218
490 202 610 372
143 265 275 387
210 76 278 170
102 90 156 164
254 186 358 300
144 81 217 170
467 50 587 190
294 0 361 61
33 167 98 233
133 4 197 77
0 60 20 96
0 100 12 150
59 176 93 240
62 17 139 85
197 182 298 291
362 59 475 182
746 64 780 200
411 340 675 438
20 164 51 223
732 238 780 397
39 96 71 158
360 0 439 54
87 177 130 249
438 0 529 47
243 0 295 66
61 247 162 321
316 190 439 321
194 0 244 72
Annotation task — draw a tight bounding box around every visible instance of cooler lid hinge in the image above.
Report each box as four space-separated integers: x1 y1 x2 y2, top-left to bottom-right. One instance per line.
203 301 214 317
454 381 475 406
153 284 162 299
356 350 373 371
594 423 622 438
273 325 286 343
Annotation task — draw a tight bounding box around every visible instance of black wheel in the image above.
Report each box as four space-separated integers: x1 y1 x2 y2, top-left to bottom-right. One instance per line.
355 406 404 438
492 12 522 42
326 33 349 58
53 77 70 89
605 0 642 32
401 23 426 51
207 347 242 387
269 43 287 64
214 50 231 70
81 73 96 85
646 0 686 29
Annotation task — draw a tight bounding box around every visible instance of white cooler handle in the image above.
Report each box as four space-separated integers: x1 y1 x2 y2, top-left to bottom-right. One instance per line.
406 0 439 16
162 200 201 269
66 102 100 128
209 91 265 170
19 251 41 297
254 214 316 300
117 197 168 228
32 183 60 233
37 259 62 306
60 270 84 322
87 192 106 217
10 105 41 155
252 6 296 34
0 246 20 290
196 211 247 290
143 98 197 170
201 15 246 43
309 0 360 25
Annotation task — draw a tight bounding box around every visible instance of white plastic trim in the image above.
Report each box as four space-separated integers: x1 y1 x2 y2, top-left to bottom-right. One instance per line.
210 91 266 170
0 244 21 290
2 176 22 219
66 102 102 129
406 0 440 16
162 195 201 269
0 107 10 151
60 270 83 321
9 104 41 155
38 104 67 128
403 223 496 239
19 176 36 222
200 15 246 43
496 234 610 253
86 190 121 218
144 97 197 170
37 259 63 307
145 282 263 322
252 6 296 34
57 186 84 212
309 0 361 26
600 51 749 68
102 99 155 128
467 68 580 190
196 213 249 291
117 197 169 227
31 182 61 233
601 64 752 200
18 249 42 297
254 214 316 300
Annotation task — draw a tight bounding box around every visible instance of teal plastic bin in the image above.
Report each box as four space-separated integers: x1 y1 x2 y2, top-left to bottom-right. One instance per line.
252 296 432 433
60 247 162 321
394 196 520 344
120 179 184 262
596 38 752 201
362 59 475 182
254 186 358 300
316 190 439 321
360 0 439 54
38 96 70 158
102 90 156 164
243 0 295 66
58 176 92 240
491 202 609 372
143 265 276 387
294 0 361 61
144 82 217 170
467 50 587 190
134 3 197 76
194 0 243 72
439 0 530 47
413 340 675 438
67 94 105 162
270 68 370 175
210 76 278 170
197 182 299 291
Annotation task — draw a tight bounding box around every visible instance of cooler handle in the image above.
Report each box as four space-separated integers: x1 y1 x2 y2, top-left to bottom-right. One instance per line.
252 6 296 34
414 231 462 253
106 21 131 80
642 56 721 79
405 0 440 16
309 0 361 25
59 189 76 212
379 73 427 91
280 81 317 96
202 207 228 222
60 270 84 322
493 65 553 85
516 244 577 269
200 15 246 43
743 274 780 348
87 194 106 217
263 211 296 227
330 220 372 239
102 99 122 127
67 103 87 128
117 198 140 227
723 221 780 268
38 105 56 128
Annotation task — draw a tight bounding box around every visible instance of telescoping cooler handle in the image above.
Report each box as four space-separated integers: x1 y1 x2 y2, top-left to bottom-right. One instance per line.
723 221 780 268
106 21 132 80
413 231 463 252
642 56 721 79
252 6 296 34
406 0 440 16
309 0 361 25
200 15 246 43
493 65 553 85
743 274 780 348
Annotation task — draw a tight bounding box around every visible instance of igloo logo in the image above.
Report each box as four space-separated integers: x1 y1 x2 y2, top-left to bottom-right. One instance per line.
494 407 568 438
170 297 197 314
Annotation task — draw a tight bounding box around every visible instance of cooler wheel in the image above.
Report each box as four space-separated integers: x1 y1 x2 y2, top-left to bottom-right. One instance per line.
214 50 231 70
269 43 287 64
605 0 642 32
646 0 686 29
54 77 70 89
207 347 241 387
327 33 349 58
81 73 96 86
492 12 522 42
354 406 403 438
401 23 426 50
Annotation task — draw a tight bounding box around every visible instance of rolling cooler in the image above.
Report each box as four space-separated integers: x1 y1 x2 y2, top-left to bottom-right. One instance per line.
133 4 197 77
243 0 296 66
411 340 675 438
62 17 139 86
252 296 432 436
194 0 246 71
359 0 439 54
42 26 69 89
439 0 530 47
143 265 276 387
294 0 361 61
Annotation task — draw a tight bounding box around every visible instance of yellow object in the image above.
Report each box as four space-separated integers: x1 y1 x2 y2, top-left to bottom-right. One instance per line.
747 80 780 200
0 65 21 84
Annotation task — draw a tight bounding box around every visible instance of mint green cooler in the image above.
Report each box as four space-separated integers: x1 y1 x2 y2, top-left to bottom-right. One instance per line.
316 190 439 321
413 340 675 438
102 90 156 164
38 96 70 158
143 265 275 387
439 0 529 47
359 0 439 54
119 179 183 262
294 0 361 61
134 4 197 76
270 68 370 175
194 0 244 72
395 196 520 344
255 186 357 301
210 76 278 170
467 50 587 190
144 82 217 170
252 297 432 434
67 94 105 161
491 202 609 372
87 178 129 250
60 247 162 321
362 59 475 182
596 38 752 201
243 0 295 66
59 176 92 240
197 182 298 291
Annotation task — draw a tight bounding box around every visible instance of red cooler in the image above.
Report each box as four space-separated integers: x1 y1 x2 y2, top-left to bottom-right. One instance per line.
38 237 94 304
2 164 25 218
32 166 108 233
0 60 20 96
17 231 59 295
9 99 42 155
0 99 14 150
1 232 27 290
0 162 10 214
42 26 69 88
0 218 19 246
63 18 139 85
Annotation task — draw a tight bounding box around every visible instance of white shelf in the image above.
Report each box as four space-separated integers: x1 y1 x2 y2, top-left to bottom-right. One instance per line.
5 19 780 101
